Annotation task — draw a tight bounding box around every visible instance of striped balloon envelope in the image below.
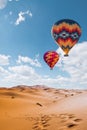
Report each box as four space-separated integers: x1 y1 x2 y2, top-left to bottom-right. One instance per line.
51 19 82 56
43 51 59 69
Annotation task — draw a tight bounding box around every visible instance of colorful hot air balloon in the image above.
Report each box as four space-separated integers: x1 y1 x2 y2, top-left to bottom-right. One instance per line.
43 51 59 69
51 19 82 56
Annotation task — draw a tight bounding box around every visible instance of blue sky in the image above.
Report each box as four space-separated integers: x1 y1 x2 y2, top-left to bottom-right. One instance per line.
0 0 87 89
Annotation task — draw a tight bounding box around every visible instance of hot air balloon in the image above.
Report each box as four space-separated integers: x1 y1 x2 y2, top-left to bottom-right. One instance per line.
43 51 59 69
51 19 82 56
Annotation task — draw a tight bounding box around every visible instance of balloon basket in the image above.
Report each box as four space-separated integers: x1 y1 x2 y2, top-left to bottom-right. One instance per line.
64 54 69 57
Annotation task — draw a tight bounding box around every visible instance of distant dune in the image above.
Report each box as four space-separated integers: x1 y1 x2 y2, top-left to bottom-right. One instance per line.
0 85 87 130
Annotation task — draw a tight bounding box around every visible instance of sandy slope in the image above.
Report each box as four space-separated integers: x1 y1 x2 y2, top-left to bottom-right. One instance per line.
0 85 87 130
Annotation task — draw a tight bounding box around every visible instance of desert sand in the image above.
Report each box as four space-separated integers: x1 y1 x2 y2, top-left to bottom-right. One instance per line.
0 85 87 130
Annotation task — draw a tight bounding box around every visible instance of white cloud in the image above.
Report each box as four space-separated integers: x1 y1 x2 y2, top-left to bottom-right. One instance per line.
0 54 10 66
15 11 25 25
17 55 41 67
0 0 7 9
0 66 9 77
0 54 41 87
3 65 41 87
0 42 87 89
15 10 32 25
55 41 87 89
8 65 35 75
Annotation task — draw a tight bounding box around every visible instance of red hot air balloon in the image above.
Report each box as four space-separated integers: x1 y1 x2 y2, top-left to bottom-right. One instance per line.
43 51 59 69
51 19 82 56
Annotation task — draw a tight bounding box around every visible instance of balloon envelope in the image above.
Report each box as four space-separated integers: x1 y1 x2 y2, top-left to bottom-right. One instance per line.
51 19 82 56
43 51 59 69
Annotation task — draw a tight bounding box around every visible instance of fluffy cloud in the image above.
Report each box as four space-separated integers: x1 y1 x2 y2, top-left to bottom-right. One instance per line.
55 41 87 89
15 10 32 25
0 0 7 9
0 55 10 66
17 55 41 67
8 65 35 76
0 42 87 89
0 66 9 77
3 65 41 87
0 0 19 9
0 55 42 87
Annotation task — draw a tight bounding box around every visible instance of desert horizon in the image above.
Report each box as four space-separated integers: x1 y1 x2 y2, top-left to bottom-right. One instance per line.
0 85 87 130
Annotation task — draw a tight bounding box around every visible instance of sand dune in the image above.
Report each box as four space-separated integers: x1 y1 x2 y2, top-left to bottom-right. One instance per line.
0 85 87 130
